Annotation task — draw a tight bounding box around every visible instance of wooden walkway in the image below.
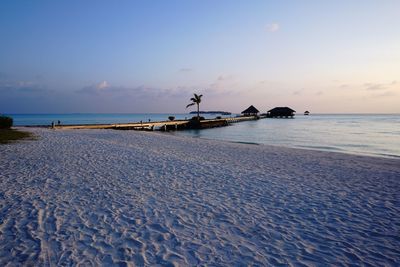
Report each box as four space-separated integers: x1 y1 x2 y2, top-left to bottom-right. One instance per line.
53 116 266 131
54 120 188 130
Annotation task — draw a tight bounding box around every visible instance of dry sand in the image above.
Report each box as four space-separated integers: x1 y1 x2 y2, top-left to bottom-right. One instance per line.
0 128 399 266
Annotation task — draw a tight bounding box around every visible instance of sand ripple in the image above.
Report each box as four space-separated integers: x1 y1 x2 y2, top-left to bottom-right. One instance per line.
0 128 399 266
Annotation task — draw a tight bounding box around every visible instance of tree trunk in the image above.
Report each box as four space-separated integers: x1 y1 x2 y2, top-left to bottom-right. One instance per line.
197 103 200 119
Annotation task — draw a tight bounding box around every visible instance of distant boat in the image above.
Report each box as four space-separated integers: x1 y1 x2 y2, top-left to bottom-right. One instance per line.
304 111 310 115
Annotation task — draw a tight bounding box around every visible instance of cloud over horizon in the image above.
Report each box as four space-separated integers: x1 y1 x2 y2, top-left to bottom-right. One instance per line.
1 74 400 114
0 79 49 94
76 81 196 99
364 83 386 91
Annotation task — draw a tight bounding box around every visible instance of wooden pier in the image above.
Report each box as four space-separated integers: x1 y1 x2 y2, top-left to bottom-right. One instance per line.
53 115 266 131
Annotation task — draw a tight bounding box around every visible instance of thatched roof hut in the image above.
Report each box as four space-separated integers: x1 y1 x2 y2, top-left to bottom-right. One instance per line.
241 105 259 116
267 107 296 118
304 111 310 115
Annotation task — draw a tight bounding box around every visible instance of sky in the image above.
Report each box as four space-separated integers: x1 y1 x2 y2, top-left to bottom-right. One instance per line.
0 0 399 114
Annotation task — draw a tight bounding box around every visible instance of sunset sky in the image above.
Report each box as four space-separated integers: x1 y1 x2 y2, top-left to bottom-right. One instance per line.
1 0 399 114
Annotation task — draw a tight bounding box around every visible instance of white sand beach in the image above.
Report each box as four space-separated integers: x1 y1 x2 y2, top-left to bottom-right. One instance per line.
1 128 399 266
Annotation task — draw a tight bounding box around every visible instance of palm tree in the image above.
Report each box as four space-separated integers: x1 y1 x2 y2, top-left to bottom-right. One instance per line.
186 93 203 119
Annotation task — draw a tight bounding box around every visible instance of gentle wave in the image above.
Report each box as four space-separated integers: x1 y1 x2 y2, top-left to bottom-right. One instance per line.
297 145 344 151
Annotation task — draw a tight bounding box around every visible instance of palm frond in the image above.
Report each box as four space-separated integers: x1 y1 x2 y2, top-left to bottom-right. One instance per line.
186 103 195 108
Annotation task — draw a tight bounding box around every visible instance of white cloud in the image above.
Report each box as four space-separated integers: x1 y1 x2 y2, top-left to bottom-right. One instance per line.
96 81 110 90
373 91 397 98
266 23 280 32
77 81 115 94
363 81 399 91
364 83 386 91
76 81 195 100
0 79 48 94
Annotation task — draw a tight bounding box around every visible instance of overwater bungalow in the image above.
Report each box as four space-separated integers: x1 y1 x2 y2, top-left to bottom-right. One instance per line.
267 107 296 118
241 105 260 116
304 111 310 115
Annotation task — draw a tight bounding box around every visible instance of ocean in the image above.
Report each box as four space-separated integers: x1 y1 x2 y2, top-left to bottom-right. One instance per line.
6 113 400 159
7 113 216 126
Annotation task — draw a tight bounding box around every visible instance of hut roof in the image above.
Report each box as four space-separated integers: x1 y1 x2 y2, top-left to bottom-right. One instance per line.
268 107 296 113
241 105 259 114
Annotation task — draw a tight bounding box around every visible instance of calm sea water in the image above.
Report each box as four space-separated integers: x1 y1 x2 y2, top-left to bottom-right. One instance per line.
7 113 225 126
6 113 400 158
172 114 400 159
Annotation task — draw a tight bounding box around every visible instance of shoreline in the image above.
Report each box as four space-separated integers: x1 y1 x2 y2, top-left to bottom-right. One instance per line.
8 113 400 159
1 128 399 265
16 126 400 160
165 130 400 160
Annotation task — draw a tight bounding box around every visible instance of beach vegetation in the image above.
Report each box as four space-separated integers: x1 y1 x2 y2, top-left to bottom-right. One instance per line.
168 116 175 121
0 115 13 129
0 128 34 144
191 116 205 121
186 93 203 120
